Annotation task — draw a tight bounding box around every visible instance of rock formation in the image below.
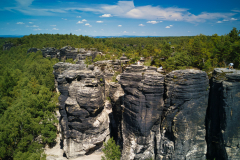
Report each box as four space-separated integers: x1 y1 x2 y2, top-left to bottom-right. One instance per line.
54 62 111 158
207 68 240 160
158 69 209 160
52 57 240 160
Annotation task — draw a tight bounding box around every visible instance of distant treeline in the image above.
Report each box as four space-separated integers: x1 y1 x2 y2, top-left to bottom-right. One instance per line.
0 27 239 159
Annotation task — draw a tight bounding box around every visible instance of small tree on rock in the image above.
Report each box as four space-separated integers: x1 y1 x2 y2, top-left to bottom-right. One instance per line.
101 137 121 160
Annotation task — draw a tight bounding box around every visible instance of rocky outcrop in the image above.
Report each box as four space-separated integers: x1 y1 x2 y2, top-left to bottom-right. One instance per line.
41 47 59 58
159 69 209 160
119 65 165 160
207 68 240 160
54 62 112 158
52 60 240 160
3 42 14 50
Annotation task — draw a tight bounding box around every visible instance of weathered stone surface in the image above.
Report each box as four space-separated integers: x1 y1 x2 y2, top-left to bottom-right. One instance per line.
158 69 209 160
207 68 240 160
41 47 59 58
53 62 111 159
119 65 165 160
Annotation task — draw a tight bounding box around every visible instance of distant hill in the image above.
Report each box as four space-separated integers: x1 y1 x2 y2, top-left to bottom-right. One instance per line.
0 35 25 38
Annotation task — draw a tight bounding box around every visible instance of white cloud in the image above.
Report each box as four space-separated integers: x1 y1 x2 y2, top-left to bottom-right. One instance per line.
118 25 122 27
217 21 222 23
165 26 170 28
232 10 240 12
223 19 229 21
76 16 81 18
96 21 103 23
159 21 163 22
147 21 158 24
231 18 237 20
76 21 83 24
133 31 135 33
100 14 112 17
50 25 56 26
139 24 145 26
82 19 87 21
188 31 190 32
26 25 39 27
29 22 33 24
169 25 173 27
53 28 59 30
123 31 128 33
85 23 90 25
62 18 67 20
71 1 235 23
33 28 42 31
17 22 24 24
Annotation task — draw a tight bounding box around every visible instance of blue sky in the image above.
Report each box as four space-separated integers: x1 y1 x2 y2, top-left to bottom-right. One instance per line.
0 0 240 36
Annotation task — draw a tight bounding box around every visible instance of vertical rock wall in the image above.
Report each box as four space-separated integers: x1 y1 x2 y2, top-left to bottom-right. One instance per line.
119 65 165 160
207 68 240 160
53 62 111 158
159 69 209 160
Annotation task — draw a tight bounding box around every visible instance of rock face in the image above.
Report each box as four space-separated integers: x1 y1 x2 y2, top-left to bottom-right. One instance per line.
54 62 112 158
158 69 209 160
3 42 14 51
207 68 240 160
53 60 240 160
119 65 165 160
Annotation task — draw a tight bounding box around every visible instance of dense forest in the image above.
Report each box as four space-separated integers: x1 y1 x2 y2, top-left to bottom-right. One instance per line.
0 27 239 159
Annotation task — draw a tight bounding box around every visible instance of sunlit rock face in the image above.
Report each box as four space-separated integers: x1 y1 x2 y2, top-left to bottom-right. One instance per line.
207 68 240 160
53 62 111 158
119 65 165 160
158 69 209 160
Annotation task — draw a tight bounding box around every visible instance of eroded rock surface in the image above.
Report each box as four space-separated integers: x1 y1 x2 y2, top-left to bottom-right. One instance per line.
119 65 165 160
159 69 209 160
54 62 112 158
207 68 240 160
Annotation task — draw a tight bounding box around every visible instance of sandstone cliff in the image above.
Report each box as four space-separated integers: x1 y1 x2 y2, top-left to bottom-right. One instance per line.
52 61 240 160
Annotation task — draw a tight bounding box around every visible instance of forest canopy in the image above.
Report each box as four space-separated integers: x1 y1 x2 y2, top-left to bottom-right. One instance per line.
0 27 239 159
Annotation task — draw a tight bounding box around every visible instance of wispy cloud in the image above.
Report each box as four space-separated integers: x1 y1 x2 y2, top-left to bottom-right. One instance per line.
123 31 128 33
232 10 240 12
223 19 229 21
62 18 67 20
52 28 59 30
76 21 83 24
100 14 112 17
82 19 87 21
29 22 33 24
165 26 170 28
96 21 103 23
33 28 42 31
85 23 90 26
50 25 56 26
75 29 81 31
71 1 235 23
118 25 122 27
26 25 39 27
231 18 237 20
76 16 81 18
217 21 222 23
147 21 158 24
139 24 145 26
17 22 24 24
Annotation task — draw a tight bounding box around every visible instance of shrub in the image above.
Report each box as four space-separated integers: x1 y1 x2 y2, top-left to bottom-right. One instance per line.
101 137 121 160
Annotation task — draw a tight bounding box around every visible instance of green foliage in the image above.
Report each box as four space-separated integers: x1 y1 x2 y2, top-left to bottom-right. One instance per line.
112 71 120 82
65 58 76 64
85 56 93 65
101 137 121 160
0 45 58 159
